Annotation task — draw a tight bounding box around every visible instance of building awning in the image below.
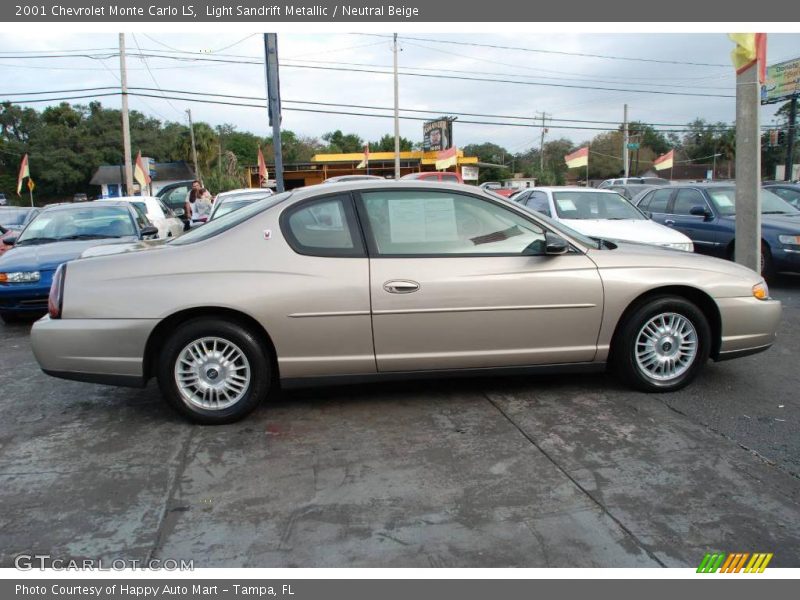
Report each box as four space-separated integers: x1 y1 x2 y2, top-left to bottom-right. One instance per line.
311 150 478 166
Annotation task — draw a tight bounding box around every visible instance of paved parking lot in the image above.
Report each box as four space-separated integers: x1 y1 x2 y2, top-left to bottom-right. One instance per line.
1 278 799 568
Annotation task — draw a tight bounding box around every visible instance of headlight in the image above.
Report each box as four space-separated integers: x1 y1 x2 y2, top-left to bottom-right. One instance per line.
0 271 40 283
662 242 694 252
752 281 769 300
778 234 800 246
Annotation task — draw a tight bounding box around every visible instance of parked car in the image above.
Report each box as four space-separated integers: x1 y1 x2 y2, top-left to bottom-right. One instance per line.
513 187 694 251
323 175 384 184
607 184 660 202
479 182 515 197
401 172 464 184
30 181 779 424
0 206 40 255
763 183 800 210
634 183 800 276
72 193 88 203
209 189 274 221
599 177 670 189
102 196 184 239
156 180 195 229
0 202 158 322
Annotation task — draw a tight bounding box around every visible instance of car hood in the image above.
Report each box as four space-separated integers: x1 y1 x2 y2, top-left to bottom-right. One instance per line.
80 238 166 258
589 240 761 281
0 237 139 271
561 218 692 245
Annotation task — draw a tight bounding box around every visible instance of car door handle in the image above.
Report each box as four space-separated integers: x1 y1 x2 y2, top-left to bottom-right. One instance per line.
383 280 420 294
665 219 675 226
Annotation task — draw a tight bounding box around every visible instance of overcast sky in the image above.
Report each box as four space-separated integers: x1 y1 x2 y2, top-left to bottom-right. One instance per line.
0 32 798 154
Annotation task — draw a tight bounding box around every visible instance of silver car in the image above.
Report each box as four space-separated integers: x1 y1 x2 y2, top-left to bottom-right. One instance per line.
31 181 781 423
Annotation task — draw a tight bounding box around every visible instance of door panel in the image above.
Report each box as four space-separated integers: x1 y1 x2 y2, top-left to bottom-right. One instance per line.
369 254 604 371
668 188 717 253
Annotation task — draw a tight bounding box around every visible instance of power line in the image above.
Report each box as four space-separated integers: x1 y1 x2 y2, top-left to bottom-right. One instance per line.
0 86 752 130
357 34 731 68
131 33 184 117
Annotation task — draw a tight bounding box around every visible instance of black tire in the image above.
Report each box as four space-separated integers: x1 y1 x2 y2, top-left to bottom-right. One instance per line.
157 317 271 424
761 243 774 279
612 296 711 393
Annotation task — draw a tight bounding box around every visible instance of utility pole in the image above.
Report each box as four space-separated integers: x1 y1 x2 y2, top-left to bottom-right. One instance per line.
785 95 797 181
734 58 761 273
186 108 200 182
393 33 400 179
539 112 548 172
265 33 284 192
118 33 133 196
623 104 630 178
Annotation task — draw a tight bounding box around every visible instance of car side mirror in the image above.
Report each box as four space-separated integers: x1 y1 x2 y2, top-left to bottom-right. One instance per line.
3 235 17 246
545 232 569 255
173 208 185 217
140 226 159 239
690 205 713 220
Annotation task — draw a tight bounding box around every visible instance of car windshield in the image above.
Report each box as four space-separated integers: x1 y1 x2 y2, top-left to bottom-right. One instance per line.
212 199 260 220
707 187 799 216
170 192 291 245
16 206 136 245
553 191 645 220
0 207 34 228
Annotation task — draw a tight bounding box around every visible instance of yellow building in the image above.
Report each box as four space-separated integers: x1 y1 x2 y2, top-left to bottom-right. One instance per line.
249 150 479 189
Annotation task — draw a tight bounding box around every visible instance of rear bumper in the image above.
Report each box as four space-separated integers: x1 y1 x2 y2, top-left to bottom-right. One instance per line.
714 296 781 359
31 315 158 387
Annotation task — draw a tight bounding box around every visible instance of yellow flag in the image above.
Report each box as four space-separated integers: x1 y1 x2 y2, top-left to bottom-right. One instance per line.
728 33 767 82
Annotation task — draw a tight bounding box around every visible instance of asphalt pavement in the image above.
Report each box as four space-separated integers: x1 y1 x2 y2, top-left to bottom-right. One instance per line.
1 278 799 568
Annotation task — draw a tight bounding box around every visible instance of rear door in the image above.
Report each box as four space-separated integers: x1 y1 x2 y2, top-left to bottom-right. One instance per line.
356 188 604 372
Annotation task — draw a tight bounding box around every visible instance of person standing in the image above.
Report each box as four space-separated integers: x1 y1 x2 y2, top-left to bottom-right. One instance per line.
192 188 213 224
183 180 201 230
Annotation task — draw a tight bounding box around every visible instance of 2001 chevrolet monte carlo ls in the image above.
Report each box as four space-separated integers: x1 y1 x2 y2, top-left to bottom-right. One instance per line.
30 181 781 423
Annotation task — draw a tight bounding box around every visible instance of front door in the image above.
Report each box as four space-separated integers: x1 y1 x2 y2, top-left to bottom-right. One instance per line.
356 189 604 372
667 188 718 253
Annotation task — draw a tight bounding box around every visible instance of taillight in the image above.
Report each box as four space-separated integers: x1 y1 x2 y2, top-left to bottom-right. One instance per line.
48 263 66 319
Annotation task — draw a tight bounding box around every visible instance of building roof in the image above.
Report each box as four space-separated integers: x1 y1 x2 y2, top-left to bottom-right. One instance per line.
90 161 195 186
311 150 478 166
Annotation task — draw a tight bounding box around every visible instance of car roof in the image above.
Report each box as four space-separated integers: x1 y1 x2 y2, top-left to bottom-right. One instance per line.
534 186 619 193
109 196 157 202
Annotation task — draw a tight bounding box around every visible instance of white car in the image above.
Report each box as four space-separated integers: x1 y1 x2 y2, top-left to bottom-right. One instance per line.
105 196 184 239
513 187 694 251
598 176 671 189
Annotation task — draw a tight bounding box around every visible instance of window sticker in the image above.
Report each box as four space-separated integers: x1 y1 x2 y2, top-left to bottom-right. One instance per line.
388 197 458 243
555 198 577 212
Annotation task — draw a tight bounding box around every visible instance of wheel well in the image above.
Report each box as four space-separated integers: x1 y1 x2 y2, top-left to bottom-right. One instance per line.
726 238 771 258
610 286 723 360
142 307 279 383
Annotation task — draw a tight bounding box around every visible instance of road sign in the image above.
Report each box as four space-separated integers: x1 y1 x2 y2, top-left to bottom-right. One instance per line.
627 143 640 150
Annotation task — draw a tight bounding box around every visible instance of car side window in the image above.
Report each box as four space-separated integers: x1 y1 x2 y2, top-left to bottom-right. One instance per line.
282 194 364 257
360 190 547 256
645 188 672 213
672 189 708 216
440 173 460 182
164 186 190 208
526 191 552 217
131 204 151 230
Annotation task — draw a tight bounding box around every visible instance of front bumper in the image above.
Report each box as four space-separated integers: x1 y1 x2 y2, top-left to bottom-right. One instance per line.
773 247 800 273
31 315 159 387
0 278 52 313
715 296 782 359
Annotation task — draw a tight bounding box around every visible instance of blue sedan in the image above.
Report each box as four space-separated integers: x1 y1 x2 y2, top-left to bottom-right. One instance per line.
0 201 158 322
634 183 800 277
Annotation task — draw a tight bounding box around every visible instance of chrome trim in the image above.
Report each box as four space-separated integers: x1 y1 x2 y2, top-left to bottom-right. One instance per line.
372 303 597 315
289 310 371 318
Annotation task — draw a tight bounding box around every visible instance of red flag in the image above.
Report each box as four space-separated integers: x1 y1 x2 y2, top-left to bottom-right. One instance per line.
653 150 674 171
257 146 268 185
133 151 151 187
16 153 29 196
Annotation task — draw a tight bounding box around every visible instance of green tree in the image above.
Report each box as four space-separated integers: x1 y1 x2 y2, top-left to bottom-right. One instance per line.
368 134 413 152
321 130 364 153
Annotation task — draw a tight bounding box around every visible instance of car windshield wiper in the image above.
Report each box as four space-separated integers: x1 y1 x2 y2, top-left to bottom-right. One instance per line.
56 234 125 241
15 237 59 246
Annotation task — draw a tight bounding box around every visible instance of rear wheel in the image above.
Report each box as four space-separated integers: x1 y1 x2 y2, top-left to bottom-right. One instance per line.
157 318 271 424
613 296 711 392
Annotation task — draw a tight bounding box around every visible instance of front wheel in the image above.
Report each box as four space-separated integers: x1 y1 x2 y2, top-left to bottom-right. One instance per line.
613 296 711 392
157 318 271 424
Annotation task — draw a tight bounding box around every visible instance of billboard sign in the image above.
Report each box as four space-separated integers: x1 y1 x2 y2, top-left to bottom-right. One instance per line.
423 118 453 152
461 165 479 181
761 57 800 105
